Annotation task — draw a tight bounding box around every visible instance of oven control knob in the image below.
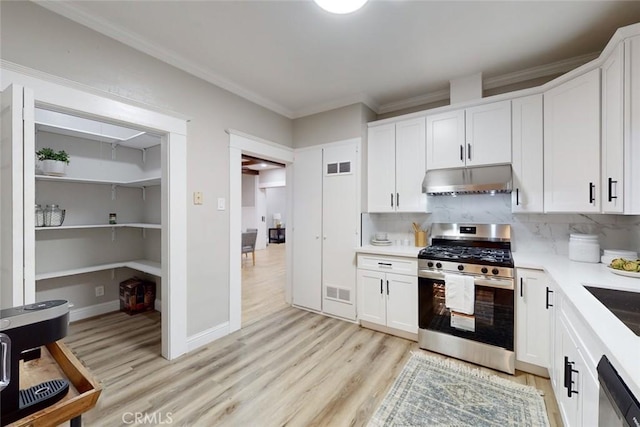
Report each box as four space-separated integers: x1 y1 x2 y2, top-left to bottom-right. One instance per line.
481 267 488 274
435 262 442 269
457 265 464 271
492 268 500 275
427 262 434 268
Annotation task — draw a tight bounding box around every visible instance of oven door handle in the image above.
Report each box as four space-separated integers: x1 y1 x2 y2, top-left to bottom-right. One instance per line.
473 278 514 290
419 270 514 290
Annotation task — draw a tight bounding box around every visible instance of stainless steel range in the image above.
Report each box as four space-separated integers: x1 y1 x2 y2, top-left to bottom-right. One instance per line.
418 223 515 374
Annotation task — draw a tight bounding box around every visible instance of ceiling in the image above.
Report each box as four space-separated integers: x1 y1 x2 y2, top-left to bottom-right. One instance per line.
242 155 284 175
37 1 640 119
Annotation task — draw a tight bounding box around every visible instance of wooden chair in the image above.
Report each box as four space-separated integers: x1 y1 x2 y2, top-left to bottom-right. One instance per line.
241 230 258 266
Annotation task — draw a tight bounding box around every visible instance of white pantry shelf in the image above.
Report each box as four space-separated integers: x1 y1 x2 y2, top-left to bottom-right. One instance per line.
36 259 161 281
36 223 161 231
35 175 161 187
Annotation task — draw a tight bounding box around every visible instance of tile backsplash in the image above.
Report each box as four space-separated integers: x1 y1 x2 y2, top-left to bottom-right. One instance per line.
363 194 640 255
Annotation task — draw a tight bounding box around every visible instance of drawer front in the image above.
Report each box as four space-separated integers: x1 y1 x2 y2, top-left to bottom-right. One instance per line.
357 254 417 275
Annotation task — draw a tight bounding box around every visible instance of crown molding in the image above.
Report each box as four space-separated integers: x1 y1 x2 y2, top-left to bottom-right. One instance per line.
377 89 450 115
483 51 599 90
377 52 599 115
35 1 295 119
290 93 379 119
1 59 191 122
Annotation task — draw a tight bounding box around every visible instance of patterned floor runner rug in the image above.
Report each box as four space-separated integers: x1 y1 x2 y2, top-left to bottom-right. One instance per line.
369 352 550 427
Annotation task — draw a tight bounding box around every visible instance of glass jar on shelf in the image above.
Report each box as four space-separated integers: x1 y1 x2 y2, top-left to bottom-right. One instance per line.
44 204 65 227
35 204 45 227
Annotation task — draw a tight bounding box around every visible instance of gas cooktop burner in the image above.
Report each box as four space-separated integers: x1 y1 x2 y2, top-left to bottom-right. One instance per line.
418 245 514 267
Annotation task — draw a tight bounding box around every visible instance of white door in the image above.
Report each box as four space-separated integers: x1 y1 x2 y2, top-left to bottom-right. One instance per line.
322 143 358 320
385 273 418 333
465 100 512 166
395 117 427 212
544 69 601 212
512 95 544 213
357 269 386 326
426 109 466 170
601 43 624 213
291 148 323 311
515 269 549 368
1 84 35 308
367 124 396 212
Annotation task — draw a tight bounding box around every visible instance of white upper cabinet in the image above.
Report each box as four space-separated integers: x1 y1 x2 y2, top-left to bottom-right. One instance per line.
465 100 512 166
601 43 625 213
426 100 511 170
544 68 601 212
601 35 640 214
624 35 640 214
426 110 465 170
511 94 544 213
367 117 426 213
368 123 396 212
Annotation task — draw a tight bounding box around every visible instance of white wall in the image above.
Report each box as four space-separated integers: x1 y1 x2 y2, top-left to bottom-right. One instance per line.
266 187 287 230
0 1 293 336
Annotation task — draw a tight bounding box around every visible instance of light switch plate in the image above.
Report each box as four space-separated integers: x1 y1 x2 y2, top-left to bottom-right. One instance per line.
217 197 225 210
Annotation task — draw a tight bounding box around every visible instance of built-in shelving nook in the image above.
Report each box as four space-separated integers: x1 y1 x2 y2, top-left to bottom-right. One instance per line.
1 81 186 360
34 108 163 302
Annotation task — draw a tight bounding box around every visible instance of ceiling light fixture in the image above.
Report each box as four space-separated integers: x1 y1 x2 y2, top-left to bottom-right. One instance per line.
313 0 368 14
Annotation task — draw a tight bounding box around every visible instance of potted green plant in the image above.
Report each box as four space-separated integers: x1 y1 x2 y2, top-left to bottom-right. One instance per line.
36 148 70 176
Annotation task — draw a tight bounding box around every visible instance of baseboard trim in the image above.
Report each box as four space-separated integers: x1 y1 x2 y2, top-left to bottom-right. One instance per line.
187 321 230 352
360 320 418 342
69 300 120 322
515 359 550 378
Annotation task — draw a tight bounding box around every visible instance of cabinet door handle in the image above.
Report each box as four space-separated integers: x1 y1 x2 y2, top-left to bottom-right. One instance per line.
380 279 383 294
564 356 579 398
589 182 595 204
520 277 523 298
378 262 393 267
390 193 394 208
396 193 399 208
608 177 618 202
516 188 520 206
545 287 553 309
467 143 471 160
460 145 464 161
386 280 389 296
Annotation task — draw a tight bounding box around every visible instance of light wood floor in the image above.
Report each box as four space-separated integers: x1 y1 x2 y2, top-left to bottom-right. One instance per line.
63 243 561 426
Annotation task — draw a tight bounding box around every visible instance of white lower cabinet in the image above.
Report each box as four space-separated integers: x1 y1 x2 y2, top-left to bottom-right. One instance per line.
357 255 417 336
515 268 550 372
555 313 600 427
550 288 601 427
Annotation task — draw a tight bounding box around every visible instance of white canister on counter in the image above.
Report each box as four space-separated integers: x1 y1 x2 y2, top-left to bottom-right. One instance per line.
569 233 600 263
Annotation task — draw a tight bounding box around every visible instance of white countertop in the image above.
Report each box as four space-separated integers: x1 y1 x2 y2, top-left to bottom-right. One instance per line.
513 252 640 398
356 245 422 258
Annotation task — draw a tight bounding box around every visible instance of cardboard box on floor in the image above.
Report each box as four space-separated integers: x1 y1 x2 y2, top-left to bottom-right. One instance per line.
119 277 156 315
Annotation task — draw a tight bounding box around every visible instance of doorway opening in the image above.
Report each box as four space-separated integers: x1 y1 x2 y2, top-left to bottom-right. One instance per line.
241 154 287 326
228 131 293 333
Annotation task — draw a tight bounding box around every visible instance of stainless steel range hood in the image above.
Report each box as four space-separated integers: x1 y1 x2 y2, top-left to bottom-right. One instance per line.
422 164 512 195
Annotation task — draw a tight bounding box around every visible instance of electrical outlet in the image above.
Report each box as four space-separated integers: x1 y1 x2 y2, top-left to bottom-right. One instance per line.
95 285 104 297
193 191 203 205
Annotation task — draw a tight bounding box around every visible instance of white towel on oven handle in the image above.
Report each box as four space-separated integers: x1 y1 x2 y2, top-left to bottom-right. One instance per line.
444 273 475 315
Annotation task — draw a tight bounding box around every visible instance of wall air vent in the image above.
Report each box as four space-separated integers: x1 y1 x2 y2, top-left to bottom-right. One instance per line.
325 286 352 303
326 161 352 176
